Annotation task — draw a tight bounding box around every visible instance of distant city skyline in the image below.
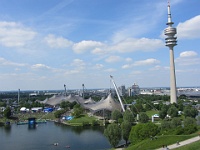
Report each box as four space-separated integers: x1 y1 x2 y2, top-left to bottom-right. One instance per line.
0 0 200 91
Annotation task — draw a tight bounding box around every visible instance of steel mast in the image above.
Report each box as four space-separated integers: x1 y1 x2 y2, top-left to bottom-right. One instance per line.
110 75 125 112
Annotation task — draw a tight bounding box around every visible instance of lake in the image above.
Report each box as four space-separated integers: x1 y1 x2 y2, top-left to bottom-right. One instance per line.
0 121 111 150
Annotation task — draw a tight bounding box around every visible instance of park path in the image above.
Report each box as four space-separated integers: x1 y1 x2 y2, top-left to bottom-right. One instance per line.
156 136 200 150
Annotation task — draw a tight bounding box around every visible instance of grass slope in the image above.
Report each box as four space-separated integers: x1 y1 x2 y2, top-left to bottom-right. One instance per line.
126 135 196 150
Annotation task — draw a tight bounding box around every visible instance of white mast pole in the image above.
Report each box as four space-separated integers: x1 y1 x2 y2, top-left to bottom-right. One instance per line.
110 75 125 112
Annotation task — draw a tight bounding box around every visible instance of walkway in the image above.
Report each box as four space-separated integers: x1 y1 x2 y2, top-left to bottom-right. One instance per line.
156 136 200 150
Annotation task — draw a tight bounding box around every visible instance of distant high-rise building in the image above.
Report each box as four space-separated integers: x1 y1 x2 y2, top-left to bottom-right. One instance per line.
128 83 140 96
164 1 177 104
132 83 140 95
118 85 126 96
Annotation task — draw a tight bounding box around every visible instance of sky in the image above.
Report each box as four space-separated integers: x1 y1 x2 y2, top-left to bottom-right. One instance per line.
0 0 200 91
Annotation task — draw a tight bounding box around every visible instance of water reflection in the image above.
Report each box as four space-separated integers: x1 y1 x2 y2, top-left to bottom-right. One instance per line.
56 122 105 135
4 125 11 135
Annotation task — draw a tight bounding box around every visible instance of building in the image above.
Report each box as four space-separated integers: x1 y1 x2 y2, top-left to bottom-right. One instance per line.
127 83 140 96
118 85 126 96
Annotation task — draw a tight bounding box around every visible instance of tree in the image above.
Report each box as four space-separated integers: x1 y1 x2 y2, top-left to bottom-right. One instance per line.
129 122 159 144
4 107 11 118
145 102 153 111
160 119 171 131
104 123 121 148
139 112 149 123
72 104 84 118
54 109 65 118
171 117 182 128
159 104 169 119
60 101 70 109
167 105 178 118
197 116 200 126
123 109 135 124
184 117 196 127
183 106 198 118
111 110 122 122
183 117 197 134
121 121 132 145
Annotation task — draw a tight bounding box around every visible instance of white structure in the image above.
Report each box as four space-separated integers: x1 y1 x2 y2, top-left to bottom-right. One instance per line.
164 2 177 104
110 75 125 112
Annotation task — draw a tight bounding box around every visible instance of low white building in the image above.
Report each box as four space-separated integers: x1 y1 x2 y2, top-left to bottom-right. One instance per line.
31 107 43 112
20 107 29 112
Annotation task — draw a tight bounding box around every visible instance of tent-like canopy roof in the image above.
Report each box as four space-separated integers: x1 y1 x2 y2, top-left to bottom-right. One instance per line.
40 93 122 114
83 93 122 113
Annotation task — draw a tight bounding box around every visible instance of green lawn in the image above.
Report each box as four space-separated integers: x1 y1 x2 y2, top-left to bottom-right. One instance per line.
145 110 159 118
66 115 101 126
173 140 200 150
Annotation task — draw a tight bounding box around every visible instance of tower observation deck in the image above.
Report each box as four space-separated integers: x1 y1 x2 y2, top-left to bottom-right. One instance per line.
164 1 177 104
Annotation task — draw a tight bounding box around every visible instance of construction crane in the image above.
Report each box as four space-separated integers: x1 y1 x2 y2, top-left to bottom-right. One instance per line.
110 75 125 112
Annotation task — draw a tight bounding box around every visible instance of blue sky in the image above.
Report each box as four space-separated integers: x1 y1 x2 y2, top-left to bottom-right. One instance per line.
0 0 199 91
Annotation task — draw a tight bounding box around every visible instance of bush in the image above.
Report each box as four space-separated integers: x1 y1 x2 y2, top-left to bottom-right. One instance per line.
91 120 99 126
174 126 184 135
129 122 159 144
54 109 65 118
183 124 197 134
82 121 90 126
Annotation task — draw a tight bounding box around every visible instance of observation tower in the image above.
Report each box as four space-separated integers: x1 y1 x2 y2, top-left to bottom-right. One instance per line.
164 1 177 104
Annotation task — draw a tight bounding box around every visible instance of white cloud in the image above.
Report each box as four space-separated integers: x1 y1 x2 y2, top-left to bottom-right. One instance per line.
64 69 80 75
149 65 162 71
0 21 36 47
122 64 131 69
0 57 26 67
179 51 198 58
91 48 106 55
176 51 200 66
176 57 200 66
110 38 164 53
122 58 160 69
31 64 51 70
73 40 104 54
133 58 160 66
125 58 133 62
149 65 169 71
44 34 73 48
70 59 86 72
70 59 85 67
104 68 116 72
93 64 104 70
105 55 122 63
130 71 142 75
177 15 200 39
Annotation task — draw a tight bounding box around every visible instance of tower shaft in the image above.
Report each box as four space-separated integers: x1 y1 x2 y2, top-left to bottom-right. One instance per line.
169 47 177 103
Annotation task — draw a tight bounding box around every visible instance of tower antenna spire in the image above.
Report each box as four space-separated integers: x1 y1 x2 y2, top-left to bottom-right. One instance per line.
168 0 170 5
167 0 173 26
